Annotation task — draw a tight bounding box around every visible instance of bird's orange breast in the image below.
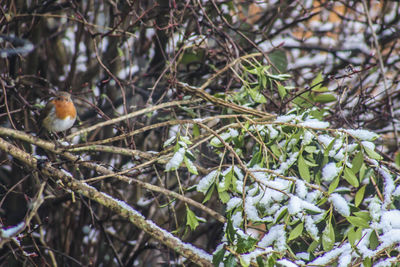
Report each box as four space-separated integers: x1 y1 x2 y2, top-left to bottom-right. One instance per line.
52 99 76 119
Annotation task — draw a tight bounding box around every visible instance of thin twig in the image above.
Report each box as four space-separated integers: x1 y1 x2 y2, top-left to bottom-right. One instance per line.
362 0 398 149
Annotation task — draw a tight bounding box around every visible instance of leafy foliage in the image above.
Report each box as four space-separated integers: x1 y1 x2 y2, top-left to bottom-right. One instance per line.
165 62 400 265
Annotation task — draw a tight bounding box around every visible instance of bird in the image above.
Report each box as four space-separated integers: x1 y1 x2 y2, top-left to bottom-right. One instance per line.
40 91 77 134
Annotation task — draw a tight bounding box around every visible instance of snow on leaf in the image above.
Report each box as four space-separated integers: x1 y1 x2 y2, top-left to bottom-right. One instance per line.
197 170 218 193
165 147 185 171
329 193 350 217
275 114 296 123
322 162 340 182
299 118 329 129
0 222 25 238
346 129 378 141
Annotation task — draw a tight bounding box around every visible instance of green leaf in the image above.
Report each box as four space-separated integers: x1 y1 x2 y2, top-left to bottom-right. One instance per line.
293 92 313 108
355 184 367 207
308 240 319 253
347 227 357 245
184 156 198 174
322 222 335 251
237 235 257 253
165 148 185 171
218 190 230 203
117 47 124 57
312 86 329 93
224 169 234 191
395 152 400 167
324 138 336 157
277 83 287 99
213 248 225 266
351 151 364 174
311 72 323 91
186 207 199 231
364 147 382 160
313 94 336 103
203 185 215 203
268 49 288 73
288 222 304 241
275 207 288 223
353 211 371 221
226 216 236 244
246 66 259 75
348 227 363 246
369 230 379 249
298 154 311 182
346 216 369 228
224 254 237 267
181 50 204 64
267 73 291 81
261 74 267 89
270 144 281 157
328 176 340 194
239 257 250 267
359 164 367 180
256 256 266 267
248 88 267 103
193 124 200 137
249 151 262 167
304 146 317 153
363 258 372 267
163 136 176 147
343 167 359 187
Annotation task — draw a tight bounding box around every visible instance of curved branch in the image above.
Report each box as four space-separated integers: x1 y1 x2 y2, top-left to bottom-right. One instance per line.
0 136 213 266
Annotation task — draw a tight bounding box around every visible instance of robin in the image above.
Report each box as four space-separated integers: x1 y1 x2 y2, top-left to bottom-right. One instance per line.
39 91 77 133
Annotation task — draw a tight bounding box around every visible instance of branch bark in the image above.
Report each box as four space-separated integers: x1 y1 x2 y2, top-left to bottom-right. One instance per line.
0 134 213 266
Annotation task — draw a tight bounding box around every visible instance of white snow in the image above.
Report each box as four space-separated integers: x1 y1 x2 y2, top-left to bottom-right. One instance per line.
276 259 298 267
226 197 242 211
310 244 351 265
318 134 334 147
231 211 243 228
346 129 378 141
275 114 296 123
165 147 185 171
361 141 375 151
373 257 398 267
241 248 273 266
305 215 319 240
288 195 302 215
197 170 218 193
299 119 330 129
329 193 350 217
295 180 307 199
245 195 262 221
267 125 279 139
393 185 400 197
337 251 351 267
288 195 322 215
375 229 400 252
379 168 395 206
0 222 25 238
302 130 314 146
258 224 286 251
277 152 299 174
368 197 382 222
380 210 400 232
322 162 340 182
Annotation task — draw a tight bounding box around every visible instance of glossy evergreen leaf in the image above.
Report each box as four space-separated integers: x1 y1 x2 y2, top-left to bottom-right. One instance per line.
343 167 359 187
288 222 304 241
298 154 311 182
